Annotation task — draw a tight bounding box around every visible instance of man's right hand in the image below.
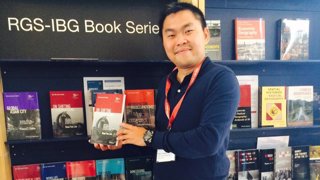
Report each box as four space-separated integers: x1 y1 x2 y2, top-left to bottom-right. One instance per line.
93 140 123 151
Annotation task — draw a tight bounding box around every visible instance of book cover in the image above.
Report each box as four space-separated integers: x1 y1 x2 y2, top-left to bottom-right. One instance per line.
50 91 85 138
279 18 309 60
313 86 320 126
236 75 259 128
66 160 96 179
125 156 153 180
259 149 274 180
205 20 222 60
91 93 125 145
310 145 320 180
260 86 287 128
83 77 125 136
41 161 66 180
3 92 41 140
125 89 155 129
235 149 259 180
291 146 310 180
226 150 236 180
232 84 251 129
286 86 313 127
13 164 41 180
96 158 125 180
91 89 123 107
235 18 265 60
274 147 292 180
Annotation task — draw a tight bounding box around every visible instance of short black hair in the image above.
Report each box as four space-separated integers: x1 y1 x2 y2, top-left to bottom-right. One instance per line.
158 2 207 38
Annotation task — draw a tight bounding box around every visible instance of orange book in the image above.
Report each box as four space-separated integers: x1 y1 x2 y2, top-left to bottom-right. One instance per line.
235 18 265 60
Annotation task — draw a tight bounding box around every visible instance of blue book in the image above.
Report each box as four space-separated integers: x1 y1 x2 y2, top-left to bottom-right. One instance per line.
41 162 67 180
96 158 125 180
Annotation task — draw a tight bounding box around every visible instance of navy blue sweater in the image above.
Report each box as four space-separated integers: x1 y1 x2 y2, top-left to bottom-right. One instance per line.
152 58 240 180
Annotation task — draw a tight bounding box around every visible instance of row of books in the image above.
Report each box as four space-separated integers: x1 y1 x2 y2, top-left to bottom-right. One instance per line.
205 18 309 61
227 145 320 180
4 77 155 141
12 156 153 180
233 75 316 129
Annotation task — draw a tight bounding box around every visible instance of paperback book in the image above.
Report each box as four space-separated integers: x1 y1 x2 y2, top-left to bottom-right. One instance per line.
235 18 265 60
83 77 125 136
125 156 153 180
3 92 41 140
310 145 320 180
90 93 125 145
232 84 251 129
235 149 259 180
279 18 309 60
236 75 259 128
125 89 155 129
41 161 66 180
286 86 313 127
13 164 41 180
260 86 287 128
66 160 96 179
96 158 125 180
50 91 85 138
205 20 222 60
291 146 310 180
226 150 236 180
274 147 292 180
259 149 274 180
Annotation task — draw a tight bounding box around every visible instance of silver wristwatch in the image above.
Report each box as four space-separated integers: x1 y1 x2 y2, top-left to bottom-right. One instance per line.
143 129 154 146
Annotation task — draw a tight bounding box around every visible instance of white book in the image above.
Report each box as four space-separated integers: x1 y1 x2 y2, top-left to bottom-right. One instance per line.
83 77 125 136
236 75 259 128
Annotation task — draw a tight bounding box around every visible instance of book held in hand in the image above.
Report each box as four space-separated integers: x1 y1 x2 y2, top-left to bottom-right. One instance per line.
90 93 125 145
50 91 85 138
3 92 41 140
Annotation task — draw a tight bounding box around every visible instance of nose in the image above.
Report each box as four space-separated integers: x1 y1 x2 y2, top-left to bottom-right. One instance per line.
176 33 187 46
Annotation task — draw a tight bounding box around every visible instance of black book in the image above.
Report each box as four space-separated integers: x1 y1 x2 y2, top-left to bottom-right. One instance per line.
259 149 274 180
292 146 310 180
125 156 153 180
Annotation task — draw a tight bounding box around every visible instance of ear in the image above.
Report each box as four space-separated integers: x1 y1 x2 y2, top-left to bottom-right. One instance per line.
203 27 210 45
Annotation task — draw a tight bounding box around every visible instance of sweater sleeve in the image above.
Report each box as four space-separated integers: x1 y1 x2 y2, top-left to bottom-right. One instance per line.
152 69 240 159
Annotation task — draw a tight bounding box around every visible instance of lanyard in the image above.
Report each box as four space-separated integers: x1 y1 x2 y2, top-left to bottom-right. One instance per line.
164 60 204 130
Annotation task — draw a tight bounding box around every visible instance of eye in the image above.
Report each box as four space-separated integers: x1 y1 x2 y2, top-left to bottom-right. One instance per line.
185 29 193 34
167 34 175 38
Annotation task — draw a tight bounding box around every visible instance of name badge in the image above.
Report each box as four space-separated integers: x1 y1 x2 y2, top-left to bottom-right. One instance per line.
156 149 175 163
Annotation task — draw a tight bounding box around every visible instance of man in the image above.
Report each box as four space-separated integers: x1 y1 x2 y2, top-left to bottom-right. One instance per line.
94 2 240 179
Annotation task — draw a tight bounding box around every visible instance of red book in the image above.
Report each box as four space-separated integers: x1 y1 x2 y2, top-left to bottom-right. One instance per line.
49 91 85 137
66 160 96 179
13 164 41 180
232 85 252 128
125 89 155 128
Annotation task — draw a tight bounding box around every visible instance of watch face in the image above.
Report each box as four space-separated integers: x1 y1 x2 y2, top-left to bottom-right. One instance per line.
144 130 153 143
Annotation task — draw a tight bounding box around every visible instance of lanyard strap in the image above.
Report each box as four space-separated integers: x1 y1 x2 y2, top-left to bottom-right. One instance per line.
164 60 204 130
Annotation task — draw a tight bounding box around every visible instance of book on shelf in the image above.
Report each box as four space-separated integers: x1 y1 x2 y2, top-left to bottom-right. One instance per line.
260 86 287 128
258 149 274 180
313 86 320 126
226 150 236 180
90 93 125 145
66 160 96 179
205 20 222 60
286 86 313 127
41 161 66 180
96 158 125 180
279 18 309 60
235 149 259 180
50 91 85 138
83 77 125 136
3 92 41 140
291 146 310 180
310 145 320 180
13 164 41 180
236 75 259 128
125 89 155 129
125 156 153 180
232 84 251 129
274 147 292 180
235 18 265 60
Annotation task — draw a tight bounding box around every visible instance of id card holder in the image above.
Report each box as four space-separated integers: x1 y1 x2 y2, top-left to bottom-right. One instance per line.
156 149 175 163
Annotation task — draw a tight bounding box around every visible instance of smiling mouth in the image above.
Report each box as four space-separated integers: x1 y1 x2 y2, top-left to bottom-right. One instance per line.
175 49 190 55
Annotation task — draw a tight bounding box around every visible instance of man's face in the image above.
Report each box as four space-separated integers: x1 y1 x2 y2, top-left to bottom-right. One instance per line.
162 10 209 69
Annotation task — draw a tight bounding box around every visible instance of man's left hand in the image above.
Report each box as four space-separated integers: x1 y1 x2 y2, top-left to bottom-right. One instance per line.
117 123 147 146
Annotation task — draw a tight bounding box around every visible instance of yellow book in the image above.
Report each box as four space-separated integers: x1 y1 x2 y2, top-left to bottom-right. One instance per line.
260 86 287 127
